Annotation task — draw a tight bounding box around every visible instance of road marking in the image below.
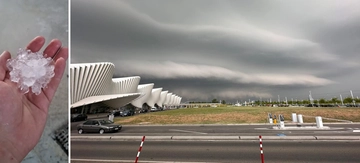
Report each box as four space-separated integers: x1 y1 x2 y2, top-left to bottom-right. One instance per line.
353 130 360 132
255 128 270 130
71 158 219 163
169 129 208 135
314 131 349 133
277 133 286 136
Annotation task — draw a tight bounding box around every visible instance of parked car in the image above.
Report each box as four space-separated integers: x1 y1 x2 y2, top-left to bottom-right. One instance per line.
140 109 148 113
150 107 157 112
108 110 121 117
71 114 87 122
120 110 135 116
77 119 122 134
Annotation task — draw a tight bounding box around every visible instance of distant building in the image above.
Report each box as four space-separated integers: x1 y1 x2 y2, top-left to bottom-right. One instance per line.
70 62 181 114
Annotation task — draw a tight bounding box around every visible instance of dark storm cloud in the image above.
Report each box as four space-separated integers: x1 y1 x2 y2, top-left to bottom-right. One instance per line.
135 78 273 101
71 0 360 101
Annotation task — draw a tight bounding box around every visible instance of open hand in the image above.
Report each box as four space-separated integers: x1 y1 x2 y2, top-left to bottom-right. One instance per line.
0 36 68 162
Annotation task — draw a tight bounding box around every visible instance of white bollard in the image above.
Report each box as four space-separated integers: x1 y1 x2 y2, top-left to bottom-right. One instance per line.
279 115 285 128
297 114 303 124
268 113 273 124
280 121 285 128
292 113 297 123
109 114 114 122
315 116 323 128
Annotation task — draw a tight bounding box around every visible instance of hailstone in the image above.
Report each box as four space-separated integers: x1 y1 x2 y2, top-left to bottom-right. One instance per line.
6 48 55 95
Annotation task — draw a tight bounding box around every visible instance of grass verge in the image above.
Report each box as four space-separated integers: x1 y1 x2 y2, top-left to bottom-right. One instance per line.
114 106 360 125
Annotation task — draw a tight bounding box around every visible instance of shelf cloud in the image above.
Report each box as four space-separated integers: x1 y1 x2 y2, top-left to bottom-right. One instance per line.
72 0 360 102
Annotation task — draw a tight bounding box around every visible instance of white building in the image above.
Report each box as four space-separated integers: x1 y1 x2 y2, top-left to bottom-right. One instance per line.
70 62 182 113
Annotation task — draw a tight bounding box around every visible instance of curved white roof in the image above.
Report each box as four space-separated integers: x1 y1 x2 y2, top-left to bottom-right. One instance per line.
178 97 182 105
157 91 168 107
70 62 182 108
70 62 141 108
147 88 163 108
131 83 154 108
171 94 176 105
112 76 140 94
164 93 173 105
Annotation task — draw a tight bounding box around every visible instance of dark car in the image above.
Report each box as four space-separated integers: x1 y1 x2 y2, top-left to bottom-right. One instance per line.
120 110 135 116
71 114 87 122
108 110 121 117
77 119 122 134
140 109 148 113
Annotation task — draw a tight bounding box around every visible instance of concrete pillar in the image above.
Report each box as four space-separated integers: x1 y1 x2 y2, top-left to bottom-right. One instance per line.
81 105 87 114
292 113 297 123
316 116 323 128
297 114 303 123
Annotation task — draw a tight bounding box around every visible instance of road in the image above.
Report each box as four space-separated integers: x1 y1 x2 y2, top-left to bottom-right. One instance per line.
71 120 360 136
71 140 360 163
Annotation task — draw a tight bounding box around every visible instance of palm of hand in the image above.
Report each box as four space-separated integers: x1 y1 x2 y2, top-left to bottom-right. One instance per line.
0 79 48 160
0 36 68 162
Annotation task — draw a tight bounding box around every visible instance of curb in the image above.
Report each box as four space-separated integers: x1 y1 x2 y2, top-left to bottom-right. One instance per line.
71 135 360 141
121 122 360 127
72 158 221 163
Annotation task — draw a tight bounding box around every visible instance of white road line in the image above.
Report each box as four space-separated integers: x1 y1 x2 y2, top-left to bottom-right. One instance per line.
71 158 219 163
169 129 208 135
255 128 270 130
314 131 348 133
353 130 360 132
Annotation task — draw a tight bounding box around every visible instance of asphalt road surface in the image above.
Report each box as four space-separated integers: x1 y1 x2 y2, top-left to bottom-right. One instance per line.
71 120 360 136
71 140 360 163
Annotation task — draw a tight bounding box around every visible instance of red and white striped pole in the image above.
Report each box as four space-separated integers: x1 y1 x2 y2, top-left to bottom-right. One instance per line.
259 135 264 163
135 136 146 163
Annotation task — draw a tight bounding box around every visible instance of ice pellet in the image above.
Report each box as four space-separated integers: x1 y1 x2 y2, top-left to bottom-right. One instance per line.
6 48 55 95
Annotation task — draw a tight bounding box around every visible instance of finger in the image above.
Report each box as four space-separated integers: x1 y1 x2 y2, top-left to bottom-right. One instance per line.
26 36 45 52
53 47 68 62
43 57 66 102
43 39 62 58
0 51 11 81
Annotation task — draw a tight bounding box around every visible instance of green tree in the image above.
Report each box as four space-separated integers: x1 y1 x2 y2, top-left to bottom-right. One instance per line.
343 97 353 104
294 100 300 105
313 99 318 104
330 97 340 104
211 99 219 103
319 98 326 104
302 100 310 104
221 100 226 104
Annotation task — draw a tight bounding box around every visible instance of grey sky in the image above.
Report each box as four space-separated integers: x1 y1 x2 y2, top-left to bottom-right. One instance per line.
71 0 360 102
